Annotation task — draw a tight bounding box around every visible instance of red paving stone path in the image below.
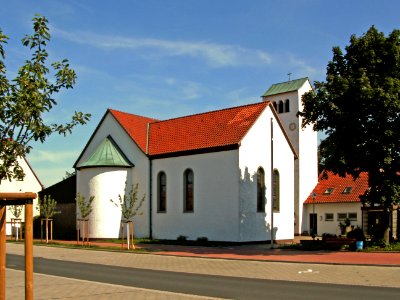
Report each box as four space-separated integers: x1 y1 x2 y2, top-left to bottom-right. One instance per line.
50 240 400 266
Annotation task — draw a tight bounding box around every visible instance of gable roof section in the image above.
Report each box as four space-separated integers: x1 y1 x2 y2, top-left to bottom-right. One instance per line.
109 109 158 153
304 171 369 204
148 102 269 157
75 101 298 166
76 135 133 169
262 77 309 97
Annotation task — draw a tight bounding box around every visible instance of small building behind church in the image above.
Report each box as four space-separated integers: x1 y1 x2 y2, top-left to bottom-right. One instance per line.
0 157 43 236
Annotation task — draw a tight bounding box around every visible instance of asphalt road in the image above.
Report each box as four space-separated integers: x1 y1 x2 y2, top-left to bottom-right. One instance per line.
6 254 400 300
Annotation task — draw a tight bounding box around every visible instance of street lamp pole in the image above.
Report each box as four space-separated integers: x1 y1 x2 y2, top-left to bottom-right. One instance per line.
312 192 316 240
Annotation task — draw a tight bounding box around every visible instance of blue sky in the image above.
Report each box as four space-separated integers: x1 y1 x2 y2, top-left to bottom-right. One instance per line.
2 0 399 187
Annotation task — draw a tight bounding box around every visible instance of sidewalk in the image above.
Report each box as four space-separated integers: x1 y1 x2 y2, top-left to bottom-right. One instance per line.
5 241 400 299
51 238 400 266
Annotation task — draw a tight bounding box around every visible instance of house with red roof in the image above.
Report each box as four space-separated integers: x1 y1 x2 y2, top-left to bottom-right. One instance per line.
73 78 318 242
304 171 399 239
304 171 368 236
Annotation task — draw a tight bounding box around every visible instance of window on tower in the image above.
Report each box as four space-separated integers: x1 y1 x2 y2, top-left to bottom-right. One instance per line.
278 101 284 113
285 99 290 112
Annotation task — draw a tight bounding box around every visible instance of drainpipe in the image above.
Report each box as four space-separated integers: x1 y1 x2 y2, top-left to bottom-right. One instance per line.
146 123 153 239
270 117 274 248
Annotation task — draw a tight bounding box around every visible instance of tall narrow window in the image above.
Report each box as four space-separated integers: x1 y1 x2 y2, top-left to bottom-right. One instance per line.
158 172 166 212
285 99 290 112
272 169 280 212
257 167 265 212
184 169 194 212
278 101 284 113
273 102 278 111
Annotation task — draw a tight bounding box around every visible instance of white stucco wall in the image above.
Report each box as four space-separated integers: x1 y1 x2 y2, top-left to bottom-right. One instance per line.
263 81 318 235
151 150 240 241
238 106 295 242
75 113 150 238
303 202 362 236
0 157 42 235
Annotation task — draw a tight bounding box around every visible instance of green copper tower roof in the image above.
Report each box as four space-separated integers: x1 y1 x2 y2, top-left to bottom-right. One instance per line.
262 77 309 97
77 135 133 169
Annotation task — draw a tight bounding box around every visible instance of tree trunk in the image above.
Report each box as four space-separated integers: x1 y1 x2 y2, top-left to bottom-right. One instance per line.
46 218 49 244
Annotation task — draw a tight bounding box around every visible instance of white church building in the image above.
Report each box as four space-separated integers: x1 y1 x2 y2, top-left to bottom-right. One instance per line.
74 77 318 242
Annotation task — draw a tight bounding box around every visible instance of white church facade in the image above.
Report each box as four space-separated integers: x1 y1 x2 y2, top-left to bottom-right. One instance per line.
74 77 318 242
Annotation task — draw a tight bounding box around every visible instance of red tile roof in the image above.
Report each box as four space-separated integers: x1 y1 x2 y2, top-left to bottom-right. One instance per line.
109 109 158 153
148 102 269 156
110 102 269 156
304 171 369 204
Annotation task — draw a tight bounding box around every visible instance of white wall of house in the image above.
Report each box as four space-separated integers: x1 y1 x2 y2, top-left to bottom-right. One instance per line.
0 157 42 235
239 106 295 241
151 150 240 241
75 112 150 238
303 202 362 236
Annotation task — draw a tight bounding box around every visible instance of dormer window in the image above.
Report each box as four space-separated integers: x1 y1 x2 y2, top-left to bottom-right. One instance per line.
342 187 353 194
323 188 334 195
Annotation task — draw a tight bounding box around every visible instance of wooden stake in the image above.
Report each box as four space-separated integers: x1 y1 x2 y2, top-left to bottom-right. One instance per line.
25 200 33 300
0 204 6 300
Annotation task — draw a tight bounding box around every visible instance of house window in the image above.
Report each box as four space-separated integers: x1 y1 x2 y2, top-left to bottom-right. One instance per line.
278 101 284 113
337 213 347 221
348 213 357 221
273 101 277 111
342 187 353 194
272 169 280 212
184 169 194 212
324 188 334 195
284 99 290 113
257 167 265 212
157 172 167 212
325 213 334 221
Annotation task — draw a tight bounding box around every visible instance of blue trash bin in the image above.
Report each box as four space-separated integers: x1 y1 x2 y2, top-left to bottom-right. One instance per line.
356 241 363 250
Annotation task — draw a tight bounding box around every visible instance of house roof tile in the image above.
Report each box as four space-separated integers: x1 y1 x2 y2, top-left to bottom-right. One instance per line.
110 102 270 156
148 102 269 156
109 109 158 153
304 171 369 204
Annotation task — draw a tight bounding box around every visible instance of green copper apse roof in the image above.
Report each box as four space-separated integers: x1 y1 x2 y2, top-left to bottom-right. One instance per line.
76 135 133 169
262 77 309 97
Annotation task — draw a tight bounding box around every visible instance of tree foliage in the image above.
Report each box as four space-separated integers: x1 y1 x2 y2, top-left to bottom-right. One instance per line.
299 26 400 211
76 193 94 219
8 204 23 219
37 195 60 219
0 14 90 182
110 183 145 221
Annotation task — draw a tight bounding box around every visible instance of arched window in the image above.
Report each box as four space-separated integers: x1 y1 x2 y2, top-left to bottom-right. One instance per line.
273 101 277 112
257 167 265 212
184 169 194 212
278 101 284 113
157 172 167 212
272 169 280 212
285 99 290 113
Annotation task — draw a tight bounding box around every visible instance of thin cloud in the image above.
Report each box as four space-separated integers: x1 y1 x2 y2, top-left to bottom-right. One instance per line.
53 28 272 68
28 149 79 164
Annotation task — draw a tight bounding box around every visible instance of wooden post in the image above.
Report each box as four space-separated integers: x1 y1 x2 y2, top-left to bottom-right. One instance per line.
121 221 134 250
77 219 89 246
0 192 36 300
11 218 22 241
25 199 33 300
0 203 6 300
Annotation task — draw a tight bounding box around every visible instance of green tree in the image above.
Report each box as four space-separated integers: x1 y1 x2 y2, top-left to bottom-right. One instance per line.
0 14 90 183
110 183 145 221
299 26 400 242
76 193 94 219
37 195 60 243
